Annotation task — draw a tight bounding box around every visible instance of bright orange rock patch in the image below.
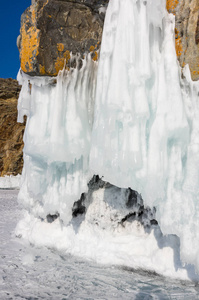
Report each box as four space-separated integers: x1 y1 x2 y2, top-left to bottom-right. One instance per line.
166 0 179 12
20 5 40 73
39 64 46 75
57 43 65 52
166 1 183 64
54 50 71 74
175 29 183 57
89 45 98 61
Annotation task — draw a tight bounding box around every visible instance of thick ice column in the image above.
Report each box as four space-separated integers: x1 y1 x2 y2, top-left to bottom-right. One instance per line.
90 0 152 187
90 0 184 197
159 65 199 270
90 0 199 271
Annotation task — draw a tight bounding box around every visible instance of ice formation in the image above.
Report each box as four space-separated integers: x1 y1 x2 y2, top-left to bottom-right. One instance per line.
0 174 21 189
16 0 199 279
17 56 97 224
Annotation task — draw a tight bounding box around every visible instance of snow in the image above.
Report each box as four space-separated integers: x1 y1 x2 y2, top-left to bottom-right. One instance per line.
16 0 199 279
2 189 199 299
15 182 199 281
0 174 21 189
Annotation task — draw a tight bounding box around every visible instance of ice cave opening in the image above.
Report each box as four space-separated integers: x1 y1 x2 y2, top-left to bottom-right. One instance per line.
16 0 199 280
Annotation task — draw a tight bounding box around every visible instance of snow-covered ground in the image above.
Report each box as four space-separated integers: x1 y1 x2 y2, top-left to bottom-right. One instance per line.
0 175 21 189
1 189 199 299
17 0 199 275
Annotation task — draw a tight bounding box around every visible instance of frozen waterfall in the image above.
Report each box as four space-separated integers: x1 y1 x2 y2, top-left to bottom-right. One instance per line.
16 0 199 280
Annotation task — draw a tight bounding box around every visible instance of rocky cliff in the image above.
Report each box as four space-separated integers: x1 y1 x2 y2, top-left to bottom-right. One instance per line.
18 0 199 80
167 0 199 81
0 79 24 176
18 0 108 76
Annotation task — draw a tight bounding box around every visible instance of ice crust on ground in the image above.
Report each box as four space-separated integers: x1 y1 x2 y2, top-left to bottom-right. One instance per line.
2 191 199 300
0 175 21 189
16 0 199 279
16 181 199 281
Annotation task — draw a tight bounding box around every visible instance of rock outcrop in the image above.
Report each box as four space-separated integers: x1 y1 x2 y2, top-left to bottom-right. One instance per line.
18 0 108 76
18 0 199 81
0 78 24 176
167 0 199 81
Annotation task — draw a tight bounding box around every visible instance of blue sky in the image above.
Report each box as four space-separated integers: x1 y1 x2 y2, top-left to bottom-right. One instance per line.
0 1 31 79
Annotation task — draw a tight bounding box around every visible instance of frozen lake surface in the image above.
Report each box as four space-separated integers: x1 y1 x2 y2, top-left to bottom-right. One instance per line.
1 189 199 300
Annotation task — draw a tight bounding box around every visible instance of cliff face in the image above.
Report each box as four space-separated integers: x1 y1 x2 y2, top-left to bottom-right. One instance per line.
18 0 108 76
17 0 199 80
167 0 199 81
0 79 24 176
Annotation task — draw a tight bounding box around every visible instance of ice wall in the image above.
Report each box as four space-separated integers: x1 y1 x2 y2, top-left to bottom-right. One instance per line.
17 56 97 224
90 0 199 271
90 0 188 201
17 0 199 276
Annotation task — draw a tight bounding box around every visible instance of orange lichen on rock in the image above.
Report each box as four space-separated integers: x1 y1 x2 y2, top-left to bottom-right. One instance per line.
166 1 184 65
19 0 105 76
166 0 179 12
57 43 65 52
54 50 71 74
89 45 99 61
20 4 40 73
92 51 98 61
175 29 183 57
39 64 46 75
89 45 95 52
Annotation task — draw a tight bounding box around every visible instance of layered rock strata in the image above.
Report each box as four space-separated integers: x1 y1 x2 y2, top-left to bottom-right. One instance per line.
0 78 24 176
